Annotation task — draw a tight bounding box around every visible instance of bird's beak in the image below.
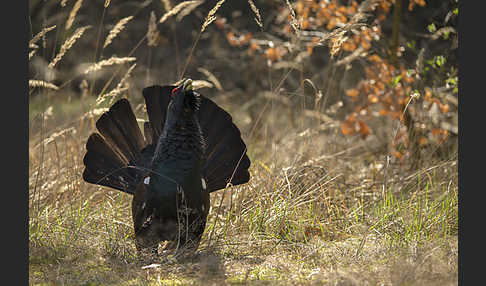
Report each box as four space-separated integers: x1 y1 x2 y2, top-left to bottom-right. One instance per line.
182 78 193 92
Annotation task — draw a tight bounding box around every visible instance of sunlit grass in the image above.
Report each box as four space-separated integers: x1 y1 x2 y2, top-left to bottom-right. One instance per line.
29 111 457 285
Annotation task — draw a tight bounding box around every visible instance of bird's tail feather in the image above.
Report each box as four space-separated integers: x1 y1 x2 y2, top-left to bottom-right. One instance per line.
197 97 251 192
82 99 148 194
142 85 251 192
142 85 172 143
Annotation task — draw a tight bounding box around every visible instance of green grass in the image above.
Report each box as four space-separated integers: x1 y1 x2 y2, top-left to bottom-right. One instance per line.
29 109 457 285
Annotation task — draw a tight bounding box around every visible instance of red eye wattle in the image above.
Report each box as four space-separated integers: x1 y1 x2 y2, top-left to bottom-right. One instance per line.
171 87 179 96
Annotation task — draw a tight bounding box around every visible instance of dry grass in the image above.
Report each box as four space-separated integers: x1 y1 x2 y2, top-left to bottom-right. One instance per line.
29 1 458 285
247 0 263 29
201 0 226 33
29 25 56 47
84 56 136 75
48 25 91 69
159 1 202 24
65 0 84 31
29 94 458 285
176 1 204 22
29 80 59 91
96 63 137 105
197 67 223 91
147 12 160 47
103 16 134 49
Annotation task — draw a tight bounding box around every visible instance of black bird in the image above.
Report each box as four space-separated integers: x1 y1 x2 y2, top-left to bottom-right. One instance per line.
82 79 251 256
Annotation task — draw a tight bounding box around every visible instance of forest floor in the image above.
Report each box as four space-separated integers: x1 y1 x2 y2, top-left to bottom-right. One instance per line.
29 93 457 285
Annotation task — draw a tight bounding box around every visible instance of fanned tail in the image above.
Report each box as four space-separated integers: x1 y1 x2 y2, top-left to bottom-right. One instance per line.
197 97 251 192
142 85 172 143
82 99 148 194
142 85 251 193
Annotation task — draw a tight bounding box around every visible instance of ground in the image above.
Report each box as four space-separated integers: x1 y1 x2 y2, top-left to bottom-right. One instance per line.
29 94 457 285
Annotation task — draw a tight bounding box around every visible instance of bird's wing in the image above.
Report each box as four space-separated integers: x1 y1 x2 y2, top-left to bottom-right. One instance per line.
82 99 149 194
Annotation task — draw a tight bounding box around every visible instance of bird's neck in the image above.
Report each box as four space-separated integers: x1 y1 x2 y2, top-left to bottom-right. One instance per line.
152 114 205 165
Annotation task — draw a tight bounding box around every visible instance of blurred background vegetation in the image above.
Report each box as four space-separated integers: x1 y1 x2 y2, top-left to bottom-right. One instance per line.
29 0 458 165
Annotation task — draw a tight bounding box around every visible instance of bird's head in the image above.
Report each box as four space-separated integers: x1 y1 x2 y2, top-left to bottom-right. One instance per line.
168 78 200 117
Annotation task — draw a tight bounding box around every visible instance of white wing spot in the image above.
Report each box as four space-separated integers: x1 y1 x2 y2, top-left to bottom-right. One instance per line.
201 178 207 190
144 177 150 185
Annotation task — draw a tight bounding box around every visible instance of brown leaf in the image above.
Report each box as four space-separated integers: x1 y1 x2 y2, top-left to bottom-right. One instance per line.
346 88 359 97
440 103 450 113
265 47 281 61
358 120 370 138
341 121 356 135
418 137 428 146
392 151 403 159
